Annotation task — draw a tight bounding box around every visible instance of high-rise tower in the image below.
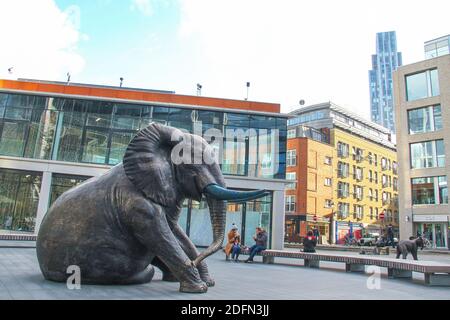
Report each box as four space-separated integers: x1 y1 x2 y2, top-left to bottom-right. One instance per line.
369 31 402 133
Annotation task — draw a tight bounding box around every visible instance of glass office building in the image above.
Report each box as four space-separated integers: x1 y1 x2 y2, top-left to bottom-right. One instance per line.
369 31 402 133
0 80 287 249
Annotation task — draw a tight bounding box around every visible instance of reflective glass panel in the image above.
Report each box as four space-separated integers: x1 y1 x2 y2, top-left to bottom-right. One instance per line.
108 131 135 165
0 168 42 234
0 120 28 156
50 173 90 206
82 128 109 164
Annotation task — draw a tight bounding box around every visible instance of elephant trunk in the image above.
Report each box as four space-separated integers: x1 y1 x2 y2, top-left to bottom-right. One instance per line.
192 196 226 267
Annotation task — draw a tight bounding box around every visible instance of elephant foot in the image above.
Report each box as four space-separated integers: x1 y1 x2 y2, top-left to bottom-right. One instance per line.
179 281 208 293
162 272 179 282
200 275 215 287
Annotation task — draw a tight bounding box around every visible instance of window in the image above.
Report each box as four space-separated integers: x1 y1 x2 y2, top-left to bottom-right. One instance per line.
324 156 332 165
353 205 364 220
369 207 374 220
368 170 373 182
368 188 373 201
393 178 398 192
382 192 391 205
410 140 445 169
287 129 296 139
353 148 364 162
325 199 333 208
374 190 379 202
337 142 349 158
392 161 398 175
338 162 349 178
338 202 349 218
287 149 297 167
50 174 91 206
354 185 363 201
286 172 297 190
406 69 439 101
354 167 363 181
374 154 378 166
285 195 296 212
338 182 349 198
374 172 378 184
382 174 388 188
408 105 442 134
412 176 448 205
381 157 387 170
324 178 332 187
368 152 373 165
0 168 42 234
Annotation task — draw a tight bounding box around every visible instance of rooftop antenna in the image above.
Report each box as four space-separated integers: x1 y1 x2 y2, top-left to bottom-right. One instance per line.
197 83 202 96
66 72 71 85
120 77 124 88
245 82 250 100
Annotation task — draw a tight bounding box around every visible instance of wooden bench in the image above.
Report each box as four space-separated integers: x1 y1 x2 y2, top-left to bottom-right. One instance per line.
241 249 450 286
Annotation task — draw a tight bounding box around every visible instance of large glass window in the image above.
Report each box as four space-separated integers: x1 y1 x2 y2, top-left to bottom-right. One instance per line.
109 131 136 165
408 105 442 134
0 168 42 234
0 93 287 179
406 69 440 101
81 127 109 164
410 140 445 169
412 176 448 205
189 191 272 248
50 174 91 206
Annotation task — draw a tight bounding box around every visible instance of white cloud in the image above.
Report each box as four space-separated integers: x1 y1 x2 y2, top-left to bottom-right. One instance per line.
177 0 449 119
0 0 86 81
130 0 154 16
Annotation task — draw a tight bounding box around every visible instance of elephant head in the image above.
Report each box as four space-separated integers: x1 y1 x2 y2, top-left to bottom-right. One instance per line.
122 123 269 266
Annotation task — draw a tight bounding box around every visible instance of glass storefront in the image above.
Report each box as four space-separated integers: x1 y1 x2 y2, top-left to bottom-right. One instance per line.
0 168 42 234
185 193 272 248
49 174 91 206
416 223 448 248
0 93 287 179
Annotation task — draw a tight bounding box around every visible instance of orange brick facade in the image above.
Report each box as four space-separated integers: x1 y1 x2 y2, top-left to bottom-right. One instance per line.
285 137 334 243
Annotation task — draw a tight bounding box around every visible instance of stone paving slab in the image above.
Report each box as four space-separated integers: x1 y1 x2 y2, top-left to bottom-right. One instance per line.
0 248 449 300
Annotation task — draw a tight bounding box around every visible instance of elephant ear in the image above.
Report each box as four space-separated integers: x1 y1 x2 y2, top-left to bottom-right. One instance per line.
123 123 182 207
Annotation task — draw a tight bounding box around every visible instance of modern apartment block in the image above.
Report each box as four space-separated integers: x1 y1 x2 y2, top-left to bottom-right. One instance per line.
369 31 403 133
0 79 288 249
285 126 334 244
393 54 449 249
288 102 399 244
425 35 450 59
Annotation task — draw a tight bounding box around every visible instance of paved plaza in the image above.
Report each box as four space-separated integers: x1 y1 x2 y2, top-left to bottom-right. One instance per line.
0 247 449 300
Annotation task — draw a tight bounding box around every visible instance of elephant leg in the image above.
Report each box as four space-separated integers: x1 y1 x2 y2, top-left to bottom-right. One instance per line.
402 249 408 259
172 224 215 287
151 256 178 282
412 249 418 261
396 248 401 259
128 203 207 293
119 265 155 285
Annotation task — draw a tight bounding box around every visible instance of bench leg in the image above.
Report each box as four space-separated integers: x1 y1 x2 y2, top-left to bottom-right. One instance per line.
263 256 275 264
388 268 412 279
424 273 450 286
304 259 320 268
345 263 365 273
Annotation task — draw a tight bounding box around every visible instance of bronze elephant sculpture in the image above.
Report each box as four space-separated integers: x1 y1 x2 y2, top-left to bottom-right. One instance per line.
396 237 424 260
36 123 268 293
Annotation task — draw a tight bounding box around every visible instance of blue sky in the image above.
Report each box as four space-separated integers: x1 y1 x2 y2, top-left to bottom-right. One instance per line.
0 0 449 118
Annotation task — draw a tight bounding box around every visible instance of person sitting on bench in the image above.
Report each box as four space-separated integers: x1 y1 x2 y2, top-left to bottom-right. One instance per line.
245 227 268 263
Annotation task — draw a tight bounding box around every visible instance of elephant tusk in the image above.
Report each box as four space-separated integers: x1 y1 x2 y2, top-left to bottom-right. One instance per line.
203 184 270 202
